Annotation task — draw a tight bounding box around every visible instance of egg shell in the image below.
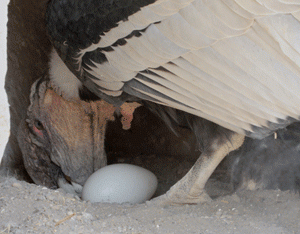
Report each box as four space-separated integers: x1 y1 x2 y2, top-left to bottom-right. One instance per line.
81 163 158 204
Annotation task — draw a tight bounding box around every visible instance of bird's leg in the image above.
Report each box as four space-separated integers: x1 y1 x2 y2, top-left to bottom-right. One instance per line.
150 132 245 206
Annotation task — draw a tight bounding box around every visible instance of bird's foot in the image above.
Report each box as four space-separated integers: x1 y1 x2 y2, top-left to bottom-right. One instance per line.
57 177 83 197
147 188 212 207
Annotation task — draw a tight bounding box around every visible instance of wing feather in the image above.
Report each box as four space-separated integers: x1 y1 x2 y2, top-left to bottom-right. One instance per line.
47 0 300 137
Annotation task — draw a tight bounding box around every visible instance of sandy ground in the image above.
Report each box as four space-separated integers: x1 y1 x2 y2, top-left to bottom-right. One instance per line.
1 174 299 234
1 150 300 234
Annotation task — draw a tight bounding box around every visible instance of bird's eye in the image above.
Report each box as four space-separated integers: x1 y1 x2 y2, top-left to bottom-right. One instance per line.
34 119 44 131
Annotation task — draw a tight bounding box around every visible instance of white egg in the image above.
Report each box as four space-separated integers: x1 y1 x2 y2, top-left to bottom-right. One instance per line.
81 164 158 204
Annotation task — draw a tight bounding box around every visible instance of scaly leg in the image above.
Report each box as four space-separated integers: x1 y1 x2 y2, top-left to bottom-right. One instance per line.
150 132 245 206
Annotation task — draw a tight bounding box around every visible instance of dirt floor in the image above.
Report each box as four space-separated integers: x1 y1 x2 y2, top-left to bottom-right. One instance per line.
1 153 299 234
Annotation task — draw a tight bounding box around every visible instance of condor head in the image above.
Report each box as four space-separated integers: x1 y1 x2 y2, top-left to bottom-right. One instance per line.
17 77 115 196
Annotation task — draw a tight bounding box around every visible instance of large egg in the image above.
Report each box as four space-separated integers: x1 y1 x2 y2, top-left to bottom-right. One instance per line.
81 164 158 204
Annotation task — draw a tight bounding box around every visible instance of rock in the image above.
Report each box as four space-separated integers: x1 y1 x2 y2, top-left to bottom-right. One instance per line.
12 183 22 189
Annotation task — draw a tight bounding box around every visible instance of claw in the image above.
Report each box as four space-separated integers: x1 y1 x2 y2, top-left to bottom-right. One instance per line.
148 189 212 207
58 177 83 197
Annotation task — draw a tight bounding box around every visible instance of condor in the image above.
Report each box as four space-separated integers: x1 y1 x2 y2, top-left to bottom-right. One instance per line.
22 0 300 205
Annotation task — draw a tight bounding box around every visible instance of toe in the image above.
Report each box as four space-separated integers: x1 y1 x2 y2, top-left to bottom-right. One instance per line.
147 190 212 207
57 177 83 197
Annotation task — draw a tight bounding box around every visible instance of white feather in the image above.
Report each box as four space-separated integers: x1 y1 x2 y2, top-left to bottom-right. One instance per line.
234 0 275 15
68 0 300 135
221 0 256 19
255 0 300 13
204 1 253 30
124 37 169 64
49 49 82 100
191 0 248 37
